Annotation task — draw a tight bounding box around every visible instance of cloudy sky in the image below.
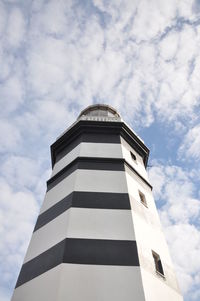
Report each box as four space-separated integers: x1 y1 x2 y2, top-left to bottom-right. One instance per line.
0 0 200 300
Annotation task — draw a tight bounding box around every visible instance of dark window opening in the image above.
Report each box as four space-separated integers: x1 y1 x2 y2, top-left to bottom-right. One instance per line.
139 191 147 207
130 151 137 162
152 251 165 276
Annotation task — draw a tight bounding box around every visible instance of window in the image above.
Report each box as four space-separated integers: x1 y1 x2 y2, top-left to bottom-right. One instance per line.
130 151 137 162
139 190 147 207
152 251 165 276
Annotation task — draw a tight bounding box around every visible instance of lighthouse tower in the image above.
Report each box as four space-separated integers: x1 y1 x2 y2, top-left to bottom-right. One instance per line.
12 104 183 301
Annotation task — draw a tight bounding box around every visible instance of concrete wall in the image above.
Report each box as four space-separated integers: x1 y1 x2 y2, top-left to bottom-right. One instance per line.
52 142 123 177
12 120 183 301
41 169 128 214
24 208 135 263
122 139 183 300
121 137 148 181
12 265 146 301
141 268 183 301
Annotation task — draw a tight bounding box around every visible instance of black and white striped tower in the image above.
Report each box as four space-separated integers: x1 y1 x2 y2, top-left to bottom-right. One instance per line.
12 104 183 301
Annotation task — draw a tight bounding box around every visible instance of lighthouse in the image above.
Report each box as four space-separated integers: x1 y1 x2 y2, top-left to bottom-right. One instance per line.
11 104 183 301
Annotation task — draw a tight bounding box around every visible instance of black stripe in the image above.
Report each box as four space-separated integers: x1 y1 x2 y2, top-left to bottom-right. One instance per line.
64 238 139 266
55 134 82 163
16 239 65 287
81 132 121 144
34 193 73 231
72 192 131 210
55 132 121 163
47 157 125 191
16 238 139 287
47 157 152 192
51 120 149 168
47 160 78 191
34 192 131 232
78 159 124 171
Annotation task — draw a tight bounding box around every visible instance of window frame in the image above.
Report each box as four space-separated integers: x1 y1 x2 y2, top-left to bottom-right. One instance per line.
152 250 165 277
138 190 148 207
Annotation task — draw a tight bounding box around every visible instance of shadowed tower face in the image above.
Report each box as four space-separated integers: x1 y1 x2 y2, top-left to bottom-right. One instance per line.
11 104 183 301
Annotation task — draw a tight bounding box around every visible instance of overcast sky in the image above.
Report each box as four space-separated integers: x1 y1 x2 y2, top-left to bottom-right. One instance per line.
0 0 200 300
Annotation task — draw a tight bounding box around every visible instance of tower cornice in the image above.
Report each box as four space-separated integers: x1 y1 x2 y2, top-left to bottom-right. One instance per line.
50 119 149 168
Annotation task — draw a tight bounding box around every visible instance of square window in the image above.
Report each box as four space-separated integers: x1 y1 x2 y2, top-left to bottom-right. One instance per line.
139 191 147 207
152 251 165 276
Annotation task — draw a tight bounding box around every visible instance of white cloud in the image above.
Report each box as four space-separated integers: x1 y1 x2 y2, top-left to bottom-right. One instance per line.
0 119 21 153
130 0 175 40
165 223 200 296
159 31 179 61
149 164 200 223
6 7 26 48
0 178 39 294
176 25 198 67
179 124 200 161
0 289 9 301
0 75 24 115
148 165 167 198
0 0 199 135
149 164 200 298
1 155 48 195
166 224 200 274
0 2 7 37
34 99 77 137
36 0 71 35
0 1 200 301
0 48 14 81
7 0 195 131
177 0 196 19
27 37 68 96
31 0 47 13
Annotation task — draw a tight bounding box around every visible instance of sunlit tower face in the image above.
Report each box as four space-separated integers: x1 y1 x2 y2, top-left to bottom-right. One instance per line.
12 104 183 301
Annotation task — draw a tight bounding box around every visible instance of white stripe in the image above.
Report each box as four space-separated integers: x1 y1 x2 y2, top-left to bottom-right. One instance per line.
74 169 128 193
12 265 145 301
40 172 76 214
52 142 123 177
24 208 135 263
41 169 128 214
